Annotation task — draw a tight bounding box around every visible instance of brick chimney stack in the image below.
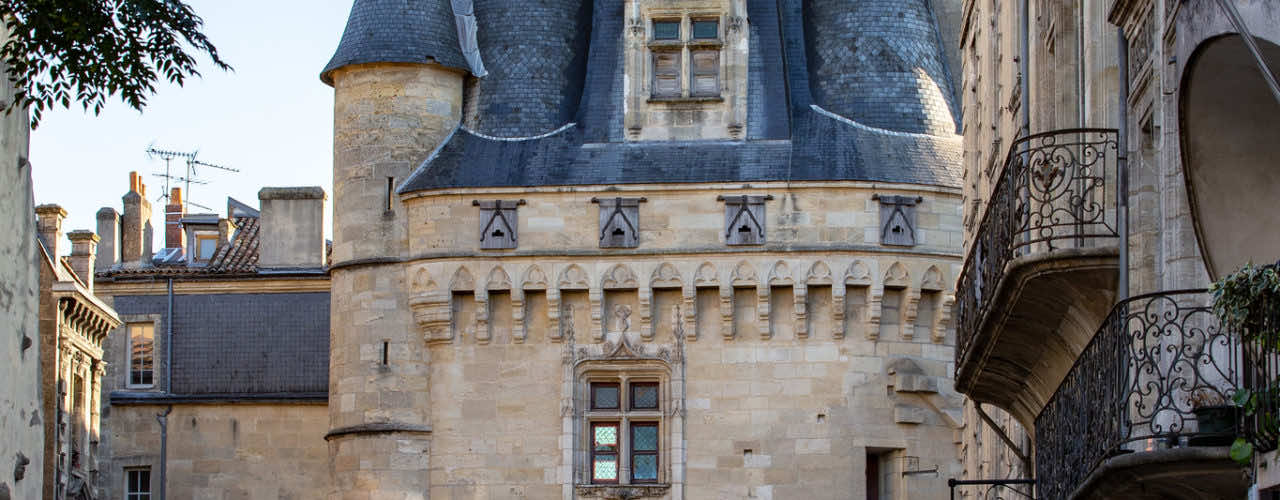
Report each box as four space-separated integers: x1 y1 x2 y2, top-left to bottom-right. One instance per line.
96 207 120 270
34 204 67 259
120 171 153 266
165 187 186 249
66 230 99 292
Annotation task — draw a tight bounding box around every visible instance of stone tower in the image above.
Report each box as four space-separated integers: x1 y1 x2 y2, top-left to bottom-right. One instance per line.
320 1 468 497
322 0 967 498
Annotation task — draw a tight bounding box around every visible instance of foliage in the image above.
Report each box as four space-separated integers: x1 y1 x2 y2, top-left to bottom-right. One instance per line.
1213 262 1280 466
0 0 230 127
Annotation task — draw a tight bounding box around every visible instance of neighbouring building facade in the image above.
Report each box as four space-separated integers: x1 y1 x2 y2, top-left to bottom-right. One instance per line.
955 0 1280 498
87 175 333 499
320 0 970 499
35 204 122 500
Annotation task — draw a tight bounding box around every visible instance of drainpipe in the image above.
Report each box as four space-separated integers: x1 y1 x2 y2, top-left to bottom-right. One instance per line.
1117 29 1130 301
155 405 172 500
1020 0 1031 137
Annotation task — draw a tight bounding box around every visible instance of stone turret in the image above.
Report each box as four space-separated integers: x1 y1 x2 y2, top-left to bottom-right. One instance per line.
322 0 466 496
804 0 960 136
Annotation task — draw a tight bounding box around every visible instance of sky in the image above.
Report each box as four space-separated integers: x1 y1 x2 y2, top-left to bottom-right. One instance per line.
30 1 355 243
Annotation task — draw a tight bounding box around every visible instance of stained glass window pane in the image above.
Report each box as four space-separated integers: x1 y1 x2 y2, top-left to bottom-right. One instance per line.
594 425 618 448
593 455 618 481
632 383 659 409
633 454 658 480
592 383 620 409
654 21 680 40
692 20 718 39
632 424 658 451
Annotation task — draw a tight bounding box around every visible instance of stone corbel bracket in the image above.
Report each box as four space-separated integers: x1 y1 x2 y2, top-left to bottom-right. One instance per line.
410 291 452 344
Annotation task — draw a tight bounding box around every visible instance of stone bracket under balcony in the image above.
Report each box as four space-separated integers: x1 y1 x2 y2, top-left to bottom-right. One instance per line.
1069 447 1246 499
956 246 1117 425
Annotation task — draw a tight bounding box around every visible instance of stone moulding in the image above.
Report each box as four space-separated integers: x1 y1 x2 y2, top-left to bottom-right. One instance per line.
410 291 452 344
574 484 671 499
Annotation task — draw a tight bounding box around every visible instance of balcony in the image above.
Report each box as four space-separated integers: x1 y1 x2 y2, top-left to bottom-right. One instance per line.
1035 290 1250 499
955 128 1121 423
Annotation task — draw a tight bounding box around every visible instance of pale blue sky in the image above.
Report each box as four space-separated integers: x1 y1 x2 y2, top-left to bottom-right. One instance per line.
31 1 355 243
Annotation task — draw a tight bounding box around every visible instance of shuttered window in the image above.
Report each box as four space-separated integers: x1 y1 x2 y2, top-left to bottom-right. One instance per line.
652 51 681 98
690 50 719 97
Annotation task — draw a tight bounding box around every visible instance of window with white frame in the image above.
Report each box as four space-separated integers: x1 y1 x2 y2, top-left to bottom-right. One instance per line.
126 467 152 500
649 16 722 100
585 379 663 484
127 322 155 387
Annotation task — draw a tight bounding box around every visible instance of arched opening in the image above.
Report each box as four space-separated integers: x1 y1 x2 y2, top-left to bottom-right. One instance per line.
1180 34 1280 278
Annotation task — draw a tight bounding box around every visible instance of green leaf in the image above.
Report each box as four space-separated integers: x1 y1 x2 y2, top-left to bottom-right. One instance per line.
1231 438 1255 465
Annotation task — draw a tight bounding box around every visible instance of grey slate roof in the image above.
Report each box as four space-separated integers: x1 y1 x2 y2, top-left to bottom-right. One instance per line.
398 0 963 193
112 292 330 395
321 0 468 84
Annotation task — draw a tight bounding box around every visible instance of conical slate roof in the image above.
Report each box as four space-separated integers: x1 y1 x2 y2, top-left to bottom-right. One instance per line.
321 0 468 85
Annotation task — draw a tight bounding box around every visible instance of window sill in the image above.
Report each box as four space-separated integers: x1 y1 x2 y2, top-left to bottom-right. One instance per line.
575 484 671 499
647 96 724 104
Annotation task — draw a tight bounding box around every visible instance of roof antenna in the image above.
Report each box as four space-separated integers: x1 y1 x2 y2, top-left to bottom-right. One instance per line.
146 146 239 213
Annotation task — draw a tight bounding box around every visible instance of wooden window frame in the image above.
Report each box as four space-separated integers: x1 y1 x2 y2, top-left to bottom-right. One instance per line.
630 382 659 410
591 421 621 484
689 49 721 98
630 422 660 483
126 467 152 500
127 322 155 388
647 14 723 100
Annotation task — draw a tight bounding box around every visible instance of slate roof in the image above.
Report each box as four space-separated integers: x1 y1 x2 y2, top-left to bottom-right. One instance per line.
111 292 329 396
321 0 468 84
396 0 963 193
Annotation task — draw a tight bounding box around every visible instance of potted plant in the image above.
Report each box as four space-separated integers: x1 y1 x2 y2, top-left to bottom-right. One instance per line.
1210 262 1280 462
1189 389 1236 446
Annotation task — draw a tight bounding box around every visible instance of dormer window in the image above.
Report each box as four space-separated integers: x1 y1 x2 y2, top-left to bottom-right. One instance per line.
648 15 722 101
194 232 218 261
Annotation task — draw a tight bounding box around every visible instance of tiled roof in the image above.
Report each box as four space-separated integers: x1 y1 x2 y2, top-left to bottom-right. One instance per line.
399 0 964 193
98 216 265 278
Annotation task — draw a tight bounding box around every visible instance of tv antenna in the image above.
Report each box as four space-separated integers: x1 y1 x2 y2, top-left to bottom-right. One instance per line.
145 145 239 213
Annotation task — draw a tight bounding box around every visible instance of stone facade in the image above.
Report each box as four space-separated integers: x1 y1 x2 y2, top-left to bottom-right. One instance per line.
0 23 41 500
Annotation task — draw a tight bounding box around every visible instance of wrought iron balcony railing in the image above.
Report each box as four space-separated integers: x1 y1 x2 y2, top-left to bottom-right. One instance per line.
1035 290 1242 500
955 128 1120 372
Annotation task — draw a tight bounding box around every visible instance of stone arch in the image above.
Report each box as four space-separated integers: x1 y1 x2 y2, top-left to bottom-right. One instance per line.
768 261 794 286
884 262 910 288
846 260 872 286
487 266 513 291
451 266 475 291
559 264 590 290
921 265 944 291
602 263 639 289
1180 32 1280 279
651 263 683 288
521 264 549 290
410 267 437 292
806 261 833 285
694 262 719 287
731 261 758 287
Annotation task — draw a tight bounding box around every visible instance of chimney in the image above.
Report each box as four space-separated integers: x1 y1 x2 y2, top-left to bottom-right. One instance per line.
121 171 153 266
96 207 120 270
34 204 67 259
217 218 235 247
66 230 99 292
258 187 326 269
165 187 186 249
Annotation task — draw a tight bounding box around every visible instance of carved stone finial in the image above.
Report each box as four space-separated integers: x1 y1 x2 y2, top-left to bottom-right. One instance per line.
563 304 576 342
671 304 684 341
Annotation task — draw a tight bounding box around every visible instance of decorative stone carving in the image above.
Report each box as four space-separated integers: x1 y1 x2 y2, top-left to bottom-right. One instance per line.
719 195 772 245
650 263 682 289
921 266 944 292
846 260 872 286
874 194 922 247
806 261 833 285
521 265 548 290
486 266 512 291
768 261 793 286
612 304 632 333
451 267 475 291
694 262 718 287
884 262 910 289
593 197 645 248
559 264 590 290
727 15 744 33
576 484 671 499
410 267 437 292
410 289 452 343
473 199 524 249
602 264 638 289
731 261 757 287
